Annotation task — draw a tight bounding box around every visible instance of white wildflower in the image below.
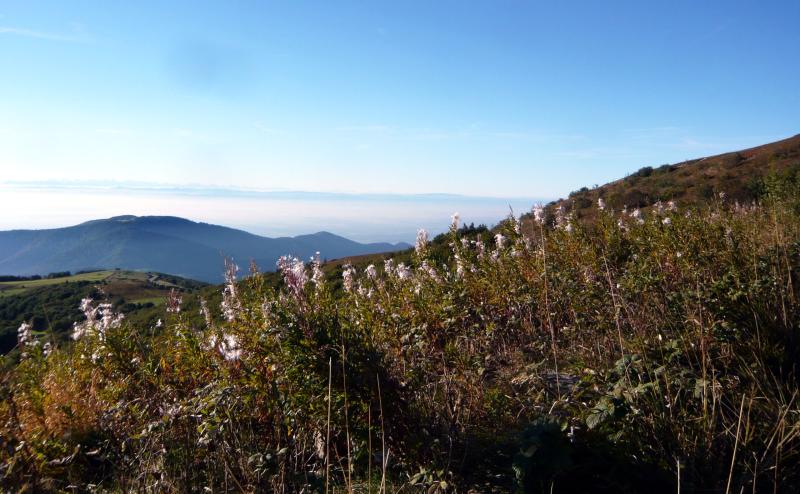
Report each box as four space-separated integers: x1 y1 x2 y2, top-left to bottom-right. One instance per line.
662 217 672 225
395 262 412 280
277 255 308 299
99 303 124 332
221 259 241 321
365 264 377 280
342 264 356 292
208 332 242 361
72 298 124 341
454 253 464 278
420 260 440 283
415 229 429 255
200 298 212 327
532 204 545 224
17 322 37 357
475 240 486 259
597 198 606 211
384 258 395 277
494 233 506 250
450 212 460 230
17 322 33 347
311 251 325 287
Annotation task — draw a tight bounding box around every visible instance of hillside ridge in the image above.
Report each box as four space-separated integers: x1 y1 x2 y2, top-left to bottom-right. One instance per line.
0 216 410 283
549 133 800 220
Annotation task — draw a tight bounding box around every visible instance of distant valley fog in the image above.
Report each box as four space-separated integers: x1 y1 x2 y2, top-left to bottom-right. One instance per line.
0 183 545 243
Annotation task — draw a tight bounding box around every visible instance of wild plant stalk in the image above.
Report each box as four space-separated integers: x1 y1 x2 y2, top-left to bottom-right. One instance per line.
377 374 387 494
326 356 332 494
368 401 372 494
342 343 353 493
538 220 561 398
726 394 747 494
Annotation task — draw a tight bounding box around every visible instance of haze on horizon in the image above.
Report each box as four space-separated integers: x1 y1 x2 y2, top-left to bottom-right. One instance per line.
1 0 798 241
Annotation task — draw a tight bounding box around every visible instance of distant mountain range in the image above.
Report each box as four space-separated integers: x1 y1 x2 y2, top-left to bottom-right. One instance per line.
0 216 410 283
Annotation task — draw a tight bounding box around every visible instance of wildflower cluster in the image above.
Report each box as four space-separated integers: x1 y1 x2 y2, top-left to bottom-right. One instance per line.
277 255 308 299
220 258 241 321
71 297 124 340
16 322 38 358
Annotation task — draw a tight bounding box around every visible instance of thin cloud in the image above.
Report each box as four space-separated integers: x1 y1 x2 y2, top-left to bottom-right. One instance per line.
335 124 584 143
1 179 543 204
335 124 392 132
95 128 132 136
0 26 85 42
253 122 285 135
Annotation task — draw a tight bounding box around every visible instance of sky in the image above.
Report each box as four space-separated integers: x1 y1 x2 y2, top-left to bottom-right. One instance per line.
1 1 798 241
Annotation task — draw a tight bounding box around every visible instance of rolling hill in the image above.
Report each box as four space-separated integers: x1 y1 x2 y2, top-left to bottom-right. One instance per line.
0 216 410 283
548 133 800 220
0 270 208 355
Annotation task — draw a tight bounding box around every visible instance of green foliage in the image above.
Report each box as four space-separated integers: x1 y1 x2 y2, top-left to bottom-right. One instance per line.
0 271 207 357
3 187 800 492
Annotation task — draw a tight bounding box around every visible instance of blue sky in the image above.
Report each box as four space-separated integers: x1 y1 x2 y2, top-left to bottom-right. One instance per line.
1 1 798 240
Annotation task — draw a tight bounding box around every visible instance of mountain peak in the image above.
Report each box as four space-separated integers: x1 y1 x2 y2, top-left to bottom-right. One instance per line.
109 215 138 222
0 217 410 282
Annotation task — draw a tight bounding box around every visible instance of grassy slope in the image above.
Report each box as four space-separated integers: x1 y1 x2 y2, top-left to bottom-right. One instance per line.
0 271 113 298
548 133 800 220
4 136 800 492
0 270 208 356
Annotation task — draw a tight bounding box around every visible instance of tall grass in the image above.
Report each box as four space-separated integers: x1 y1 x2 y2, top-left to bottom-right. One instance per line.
2 185 800 492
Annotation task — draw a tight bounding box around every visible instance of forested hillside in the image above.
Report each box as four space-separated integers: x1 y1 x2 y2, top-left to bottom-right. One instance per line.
0 216 410 283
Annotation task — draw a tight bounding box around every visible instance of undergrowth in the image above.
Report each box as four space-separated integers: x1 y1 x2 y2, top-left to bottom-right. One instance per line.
2 179 800 493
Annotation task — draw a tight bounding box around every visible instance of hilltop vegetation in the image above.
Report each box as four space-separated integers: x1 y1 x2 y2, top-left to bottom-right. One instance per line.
3 167 800 492
550 134 800 221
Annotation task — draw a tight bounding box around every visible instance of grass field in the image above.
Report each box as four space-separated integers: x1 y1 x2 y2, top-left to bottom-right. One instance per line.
0 271 114 298
0 270 198 299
